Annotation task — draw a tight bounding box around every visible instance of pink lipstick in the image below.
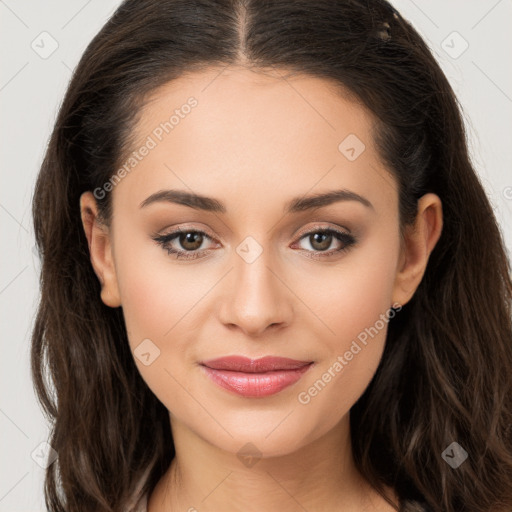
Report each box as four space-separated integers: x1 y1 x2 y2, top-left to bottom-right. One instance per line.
200 355 313 397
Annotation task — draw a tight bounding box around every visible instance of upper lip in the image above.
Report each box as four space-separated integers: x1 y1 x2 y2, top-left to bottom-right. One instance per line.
200 356 313 373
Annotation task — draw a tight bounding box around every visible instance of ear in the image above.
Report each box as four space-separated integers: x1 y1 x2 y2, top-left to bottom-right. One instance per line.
79 191 121 308
392 193 443 307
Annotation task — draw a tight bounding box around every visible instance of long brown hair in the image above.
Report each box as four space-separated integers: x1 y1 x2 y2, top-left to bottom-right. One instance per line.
30 1 512 511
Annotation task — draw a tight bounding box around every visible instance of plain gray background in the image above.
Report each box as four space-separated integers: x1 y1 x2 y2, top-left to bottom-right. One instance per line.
1 1 511 510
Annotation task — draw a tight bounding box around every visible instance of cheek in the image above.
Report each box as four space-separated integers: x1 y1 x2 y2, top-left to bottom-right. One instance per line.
113 240 210 397
292 231 400 417
114 246 205 406
117 266 176 345
114 233 206 338
297 229 400 348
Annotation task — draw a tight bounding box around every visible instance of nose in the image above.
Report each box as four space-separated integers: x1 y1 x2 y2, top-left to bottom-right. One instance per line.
217 243 293 337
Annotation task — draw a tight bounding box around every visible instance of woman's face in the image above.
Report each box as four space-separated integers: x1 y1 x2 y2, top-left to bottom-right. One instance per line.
82 66 439 457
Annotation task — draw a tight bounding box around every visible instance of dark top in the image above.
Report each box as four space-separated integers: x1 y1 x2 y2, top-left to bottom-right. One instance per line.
400 498 433 511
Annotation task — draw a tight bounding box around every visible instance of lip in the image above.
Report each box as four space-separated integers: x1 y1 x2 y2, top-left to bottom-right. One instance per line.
200 356 314 397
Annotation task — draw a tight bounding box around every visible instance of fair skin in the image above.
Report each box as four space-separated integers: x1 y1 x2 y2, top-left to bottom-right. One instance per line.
80 65 442 512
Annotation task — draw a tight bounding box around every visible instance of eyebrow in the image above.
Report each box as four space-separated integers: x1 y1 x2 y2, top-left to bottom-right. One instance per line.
139 188 374 213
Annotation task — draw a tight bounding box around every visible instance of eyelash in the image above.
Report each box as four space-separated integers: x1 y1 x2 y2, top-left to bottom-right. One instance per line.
151 225 357 261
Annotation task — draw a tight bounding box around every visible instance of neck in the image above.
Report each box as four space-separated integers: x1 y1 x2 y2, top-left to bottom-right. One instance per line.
147 412 398 512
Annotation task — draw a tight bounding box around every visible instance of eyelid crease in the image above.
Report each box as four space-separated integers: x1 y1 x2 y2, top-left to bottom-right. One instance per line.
294 221 352 237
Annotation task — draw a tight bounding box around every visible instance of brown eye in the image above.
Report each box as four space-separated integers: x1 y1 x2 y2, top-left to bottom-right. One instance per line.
293 227 356 259
178 231 204 251
152 229 215 260
308 232 333 251
152 226 356 262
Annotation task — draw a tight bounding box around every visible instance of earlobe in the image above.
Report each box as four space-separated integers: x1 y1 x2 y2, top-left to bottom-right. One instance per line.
392 193 443 307
79 191 122 308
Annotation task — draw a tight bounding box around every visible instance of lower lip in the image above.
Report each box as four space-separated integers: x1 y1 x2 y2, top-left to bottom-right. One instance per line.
200 363 313 398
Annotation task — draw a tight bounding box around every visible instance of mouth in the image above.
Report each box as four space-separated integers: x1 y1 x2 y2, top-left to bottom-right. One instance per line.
199 355 314 398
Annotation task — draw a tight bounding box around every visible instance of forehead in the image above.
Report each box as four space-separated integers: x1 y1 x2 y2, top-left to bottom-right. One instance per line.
111 65 397 217
133 65 376 153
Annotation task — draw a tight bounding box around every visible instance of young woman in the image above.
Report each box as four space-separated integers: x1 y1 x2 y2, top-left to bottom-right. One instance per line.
30 1 512 511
